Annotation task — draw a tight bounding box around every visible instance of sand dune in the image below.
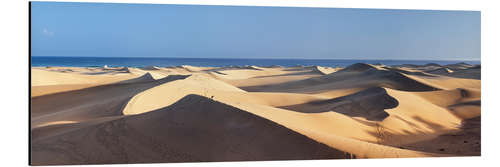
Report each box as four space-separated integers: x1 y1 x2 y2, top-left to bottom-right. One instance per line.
448 100 481 119
142 65 161 70
446 66 481 80
31 63 481 165
31 94 347 165
120 78 470 157
31 74 190 128
214 66 326 89
115 73 157 84
30 67 176 97
405 74 480 90
233 87 469 147
178 65 208 72
279 87 397 121
32 69 97 86
123 74 245 115
220 95 446 158
209 68 284 80
242 63 440 93
408 63 481 80
393 63 442 71
413 88 480 107
31 68 138 97
445 62 474 70
382 66 437 77
425 67 454 75
402 116 480 155
337 63 380 72
311 66 336 75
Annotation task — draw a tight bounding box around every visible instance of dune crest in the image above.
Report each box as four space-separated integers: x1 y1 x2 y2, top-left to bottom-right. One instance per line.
122 74 245 115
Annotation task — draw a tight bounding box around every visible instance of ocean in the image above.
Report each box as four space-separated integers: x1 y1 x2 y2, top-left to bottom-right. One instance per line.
31 56 480 68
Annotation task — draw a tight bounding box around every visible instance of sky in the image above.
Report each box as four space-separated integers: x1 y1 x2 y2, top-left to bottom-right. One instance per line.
31 2 480 60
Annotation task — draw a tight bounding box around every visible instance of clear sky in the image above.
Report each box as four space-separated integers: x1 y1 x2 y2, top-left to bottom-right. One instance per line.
31 2 480 60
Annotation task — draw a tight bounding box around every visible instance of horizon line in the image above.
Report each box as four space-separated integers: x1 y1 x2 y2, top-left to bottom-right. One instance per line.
31 56 481 62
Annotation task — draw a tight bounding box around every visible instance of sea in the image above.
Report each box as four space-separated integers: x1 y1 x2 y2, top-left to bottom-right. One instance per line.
31 56 480 68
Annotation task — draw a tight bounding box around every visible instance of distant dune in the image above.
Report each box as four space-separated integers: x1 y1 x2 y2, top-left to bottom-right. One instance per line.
240 63 443 92
31 63 481 165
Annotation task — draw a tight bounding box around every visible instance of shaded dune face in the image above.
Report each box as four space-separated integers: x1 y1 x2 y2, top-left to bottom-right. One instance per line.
280 87 398 121
359 69 439 91
31 94 348 165
114 73 156 84
336 63 377 72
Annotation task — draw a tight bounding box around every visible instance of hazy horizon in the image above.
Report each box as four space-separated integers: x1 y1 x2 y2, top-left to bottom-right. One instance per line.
31 55 480 61
31 2 480 61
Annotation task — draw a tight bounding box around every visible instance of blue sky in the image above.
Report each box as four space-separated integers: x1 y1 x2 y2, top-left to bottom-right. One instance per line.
31 2 480 60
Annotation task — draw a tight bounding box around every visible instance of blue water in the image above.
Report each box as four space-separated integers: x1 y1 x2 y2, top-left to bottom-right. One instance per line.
31 56 480 68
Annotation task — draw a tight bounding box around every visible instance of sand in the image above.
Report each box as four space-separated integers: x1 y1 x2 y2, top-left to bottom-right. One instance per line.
30 63 481 165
